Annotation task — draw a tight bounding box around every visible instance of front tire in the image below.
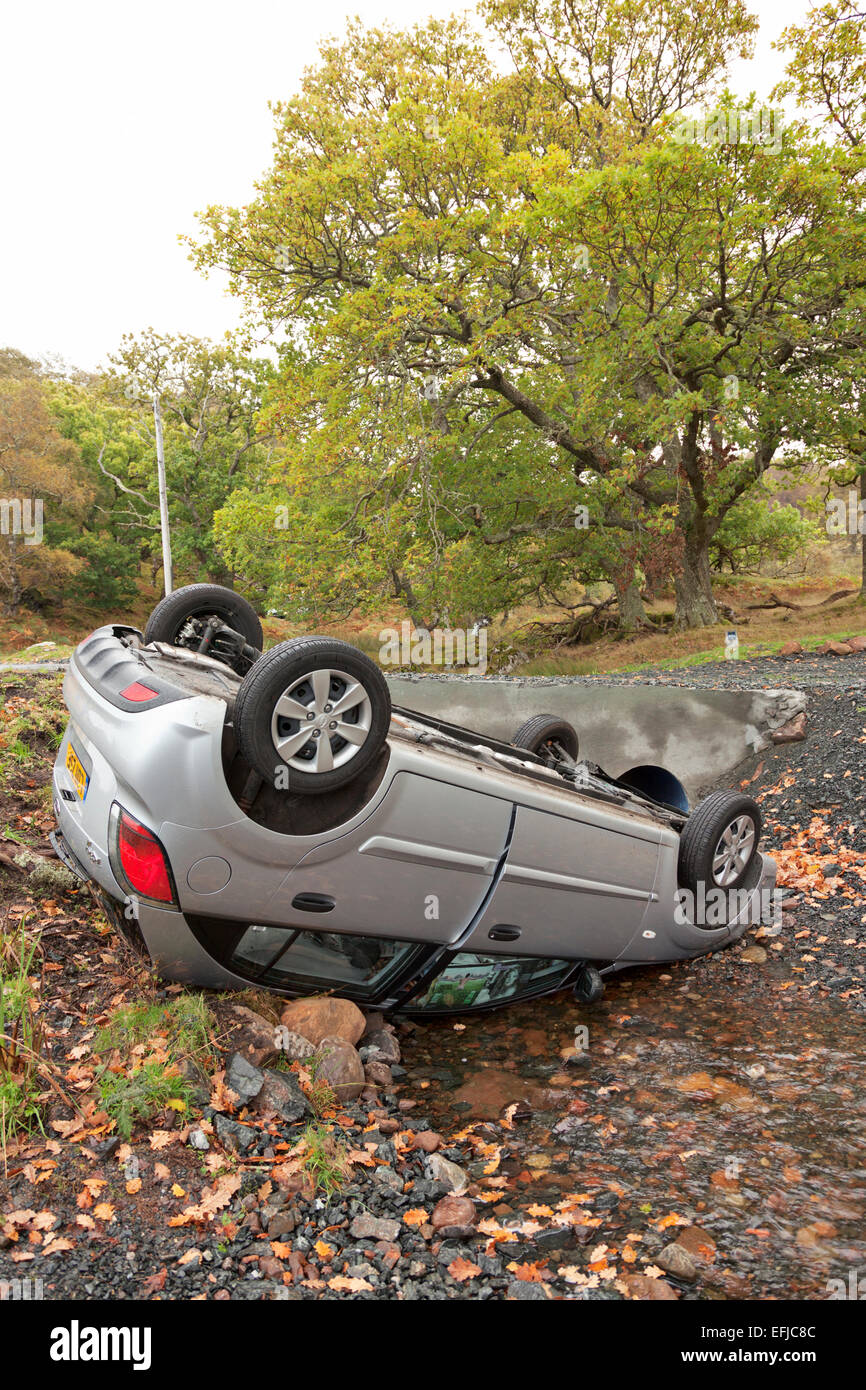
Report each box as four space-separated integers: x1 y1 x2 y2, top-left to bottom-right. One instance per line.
512 713 579 763
678 791 762 895
234 637 391 795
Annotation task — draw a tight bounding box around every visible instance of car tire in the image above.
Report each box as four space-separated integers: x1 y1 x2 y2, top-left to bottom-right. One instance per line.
234 637 391 795
144 583 264 654
678 791 762 894
512 713 579 763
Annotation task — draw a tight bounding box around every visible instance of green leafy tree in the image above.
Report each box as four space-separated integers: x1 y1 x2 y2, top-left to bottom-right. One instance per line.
193 7 864 630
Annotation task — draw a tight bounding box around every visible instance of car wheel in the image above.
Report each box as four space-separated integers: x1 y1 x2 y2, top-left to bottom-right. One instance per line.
512 713 579 763
678 791 762 894
234 637 391 794
144 583 264 657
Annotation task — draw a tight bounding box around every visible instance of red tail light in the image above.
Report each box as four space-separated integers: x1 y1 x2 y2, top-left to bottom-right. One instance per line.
115 808 175 904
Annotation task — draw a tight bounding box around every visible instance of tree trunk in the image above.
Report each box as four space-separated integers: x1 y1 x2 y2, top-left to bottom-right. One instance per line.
614 577 648 631
674 538 718 628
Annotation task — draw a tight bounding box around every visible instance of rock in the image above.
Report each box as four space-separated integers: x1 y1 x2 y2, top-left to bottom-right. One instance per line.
225 1052 265 1105
675 1226 717 1264
846 634 866 652
431 1195 477 1238
258 1256 284 1279
740 945 768 964
361 1029 401 1063
253 1068 310 1123
274 1029 316 1063
363 1061 393 1088
506 1280 551 1300
373 1166 404 1193
267 1211 297 1239
656 1242 699 1281
188 1127 210 1151
217 1004 279 1068
279 997 365 1048
779 641 804 657
771 712 807 744
350 1213 401 1243
314 1035 366 1101
412 1130 441 1154
214 1113 257 1153
624 1274 679 1300
426 1153 469 1194
817 641 853 656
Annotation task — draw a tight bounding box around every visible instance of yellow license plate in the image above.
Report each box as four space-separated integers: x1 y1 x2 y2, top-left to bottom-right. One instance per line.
65 741 90 801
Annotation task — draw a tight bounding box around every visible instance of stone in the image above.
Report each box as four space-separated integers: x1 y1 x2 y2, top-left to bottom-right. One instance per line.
217 1003 279 1068
253 1068 311 1123
779 641 804 657
431 1195 477 1238
846 634 866 652
274 1029 316 1063
225 1052 265 1105
506 1280 551 1300
817 641 853 656
426 1153 470 1193
349 1213 401 1243
363 1061 393 1089
656 1242 699 1281
267 1211 297 1239
413 1130 442 1154
771 712 807 744
373 1166 404 1193
740 945 768 964
214 1112 256 1153
675 1226 717 1264
279 997 365 1048
188 1127 210 1151
624 1274 679 1300
315 1035 366 1101
361 1029 401 1063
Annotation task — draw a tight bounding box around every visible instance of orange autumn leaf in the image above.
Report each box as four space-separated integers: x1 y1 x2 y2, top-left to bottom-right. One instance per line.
403 1208 429 1227
126 1179 142 1195
507 1260 547 1283
314 1239 335 1260
92 1203 115 1221
271 1242 293 1259
448 1257 482 1282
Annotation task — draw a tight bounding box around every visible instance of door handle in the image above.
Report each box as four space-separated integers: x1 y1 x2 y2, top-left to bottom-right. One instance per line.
291 892 336 913
488 925 521 942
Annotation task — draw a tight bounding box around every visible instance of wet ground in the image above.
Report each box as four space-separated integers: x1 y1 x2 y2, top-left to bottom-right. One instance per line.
405 960 866 1298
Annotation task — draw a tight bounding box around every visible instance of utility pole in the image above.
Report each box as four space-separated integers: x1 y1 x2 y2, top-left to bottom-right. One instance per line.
152 392 173 595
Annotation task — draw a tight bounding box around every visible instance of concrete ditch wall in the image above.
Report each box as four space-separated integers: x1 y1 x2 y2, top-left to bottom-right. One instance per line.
386 675 806 799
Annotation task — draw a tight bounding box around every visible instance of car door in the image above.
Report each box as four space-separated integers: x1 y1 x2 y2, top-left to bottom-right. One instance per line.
271 769 512 944
456 801 661 961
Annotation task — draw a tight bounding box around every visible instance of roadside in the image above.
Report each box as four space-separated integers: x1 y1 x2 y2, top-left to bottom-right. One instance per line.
0 656 863 1302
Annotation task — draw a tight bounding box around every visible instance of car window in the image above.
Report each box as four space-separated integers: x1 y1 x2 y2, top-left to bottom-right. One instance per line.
408 952 573 1011
229 925 424 998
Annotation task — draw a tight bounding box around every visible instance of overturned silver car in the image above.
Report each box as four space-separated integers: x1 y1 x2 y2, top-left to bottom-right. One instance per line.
51 584 776 1015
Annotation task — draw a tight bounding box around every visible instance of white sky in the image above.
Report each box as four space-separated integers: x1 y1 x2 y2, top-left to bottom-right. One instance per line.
0 0 812 372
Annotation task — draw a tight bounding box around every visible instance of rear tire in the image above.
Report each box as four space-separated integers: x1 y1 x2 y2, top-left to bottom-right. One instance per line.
145 583 263 654
513 713 579 763
235 637 391 795
678 791 762 895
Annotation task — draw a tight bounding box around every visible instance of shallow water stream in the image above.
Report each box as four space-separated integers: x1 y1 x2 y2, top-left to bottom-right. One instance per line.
406 961 865 1298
